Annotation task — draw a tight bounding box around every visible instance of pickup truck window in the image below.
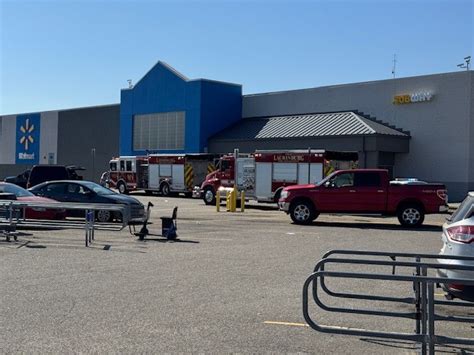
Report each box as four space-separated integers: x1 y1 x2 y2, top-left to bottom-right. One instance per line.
332 173 354 187
354 172 382 187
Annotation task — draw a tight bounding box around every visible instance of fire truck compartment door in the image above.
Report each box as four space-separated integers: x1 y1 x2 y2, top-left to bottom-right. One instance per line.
273 163 297 182
159 164 172 177
310 163 324 183
298 163 309 184
255 163 272 199
149 165 160 189
172 165 185 190
236 158 255 195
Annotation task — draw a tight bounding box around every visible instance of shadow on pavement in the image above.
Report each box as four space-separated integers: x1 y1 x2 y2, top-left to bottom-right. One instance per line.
138 237 200 244
299 221 443 232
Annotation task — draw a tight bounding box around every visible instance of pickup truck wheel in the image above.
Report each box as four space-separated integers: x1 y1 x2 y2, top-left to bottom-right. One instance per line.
203 187 216 205
290 201 316 225
397 204 425 227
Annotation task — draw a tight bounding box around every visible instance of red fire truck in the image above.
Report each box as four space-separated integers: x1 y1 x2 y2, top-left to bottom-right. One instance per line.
199 149 358 205
108 154 218 196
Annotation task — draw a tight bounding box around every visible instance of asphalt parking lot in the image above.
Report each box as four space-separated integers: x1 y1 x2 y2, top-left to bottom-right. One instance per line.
1 195 473 354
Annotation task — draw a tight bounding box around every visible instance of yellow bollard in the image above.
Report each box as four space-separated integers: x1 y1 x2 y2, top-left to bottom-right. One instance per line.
226 191 231 211
231 187 237 212
240 190 245 212
216 190 220 212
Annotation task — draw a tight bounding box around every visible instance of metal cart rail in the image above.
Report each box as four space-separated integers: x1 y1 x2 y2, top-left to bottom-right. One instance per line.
303 249 474 355
0 200 138 246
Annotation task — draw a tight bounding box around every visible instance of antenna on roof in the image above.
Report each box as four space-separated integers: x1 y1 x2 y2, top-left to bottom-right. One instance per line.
127 79 134 89
391 54 397 78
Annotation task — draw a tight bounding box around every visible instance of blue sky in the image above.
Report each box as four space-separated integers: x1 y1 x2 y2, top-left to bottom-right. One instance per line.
1 0 472 114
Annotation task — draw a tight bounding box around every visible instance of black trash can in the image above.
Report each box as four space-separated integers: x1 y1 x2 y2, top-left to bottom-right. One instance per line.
161 217 177 240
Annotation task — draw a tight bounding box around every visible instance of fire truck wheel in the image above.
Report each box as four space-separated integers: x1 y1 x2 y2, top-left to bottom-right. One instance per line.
117 182 128 194
290 200 316 225
160 183 170 197
96 210 112 222
203 187 216 205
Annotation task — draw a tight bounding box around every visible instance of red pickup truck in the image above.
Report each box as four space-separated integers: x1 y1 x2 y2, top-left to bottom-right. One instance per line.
278 169 448 227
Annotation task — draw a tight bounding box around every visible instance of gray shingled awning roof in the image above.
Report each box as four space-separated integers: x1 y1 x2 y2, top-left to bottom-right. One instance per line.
212 112 409 140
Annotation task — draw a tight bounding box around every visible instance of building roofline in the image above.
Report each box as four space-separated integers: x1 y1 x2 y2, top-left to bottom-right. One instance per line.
127 60 189 90
209 133 412 143
243 70 473 98
189 78 242 87
0 103 120 117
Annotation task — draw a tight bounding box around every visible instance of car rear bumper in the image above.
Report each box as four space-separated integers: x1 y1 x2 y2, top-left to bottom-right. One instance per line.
437 268 474 302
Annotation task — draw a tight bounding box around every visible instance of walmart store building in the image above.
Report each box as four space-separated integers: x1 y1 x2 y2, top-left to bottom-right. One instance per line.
0 61 473 201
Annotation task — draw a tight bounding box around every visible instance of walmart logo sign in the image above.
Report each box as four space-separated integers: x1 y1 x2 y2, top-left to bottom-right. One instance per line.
16 114 40 164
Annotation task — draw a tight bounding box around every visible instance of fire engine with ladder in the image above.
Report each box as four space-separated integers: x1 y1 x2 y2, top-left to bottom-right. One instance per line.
199 149 358 205
108 154 218 196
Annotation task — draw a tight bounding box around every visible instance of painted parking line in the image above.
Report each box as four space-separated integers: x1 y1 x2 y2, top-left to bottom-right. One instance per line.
264 321 309 327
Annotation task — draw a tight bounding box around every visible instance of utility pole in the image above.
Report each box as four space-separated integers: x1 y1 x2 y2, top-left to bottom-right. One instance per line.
391 54 397 78
91 148 96 182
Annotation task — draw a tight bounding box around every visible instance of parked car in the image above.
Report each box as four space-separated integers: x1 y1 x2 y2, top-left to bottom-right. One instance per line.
0 182 65 220
29 180 145 223
438 192 474 301
278 169 448 227
4 169 31 188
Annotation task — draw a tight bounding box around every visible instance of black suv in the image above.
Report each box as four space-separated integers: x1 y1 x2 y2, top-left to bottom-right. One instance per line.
5 165 85 189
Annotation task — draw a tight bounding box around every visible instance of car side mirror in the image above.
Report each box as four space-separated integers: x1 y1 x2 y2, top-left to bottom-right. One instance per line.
324 181 334 188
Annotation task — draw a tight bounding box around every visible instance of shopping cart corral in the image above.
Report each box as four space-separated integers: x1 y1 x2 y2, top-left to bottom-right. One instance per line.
303 250 474 355
0 200 140 246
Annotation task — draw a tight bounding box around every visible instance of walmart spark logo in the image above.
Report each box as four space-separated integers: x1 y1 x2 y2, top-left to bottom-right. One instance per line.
19 118 35 150
16 114 40 164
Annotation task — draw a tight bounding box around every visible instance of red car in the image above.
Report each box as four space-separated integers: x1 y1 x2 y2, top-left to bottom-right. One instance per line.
0 182 65 220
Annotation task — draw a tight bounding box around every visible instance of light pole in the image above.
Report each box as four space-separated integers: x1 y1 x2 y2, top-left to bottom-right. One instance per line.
91 148 96 182
457 56 471 70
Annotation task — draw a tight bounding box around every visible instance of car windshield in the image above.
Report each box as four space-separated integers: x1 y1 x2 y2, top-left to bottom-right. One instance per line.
80 181 115 195
0 183 34 197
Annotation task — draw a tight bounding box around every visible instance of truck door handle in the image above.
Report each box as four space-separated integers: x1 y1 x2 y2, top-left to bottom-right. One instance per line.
377 190 384 193
349 190 356 193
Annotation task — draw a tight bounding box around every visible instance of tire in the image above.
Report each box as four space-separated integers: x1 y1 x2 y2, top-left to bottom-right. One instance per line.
160 183 170 197
96 209 112 223
203 187 216 205
290 200 316 225
397 204 425 227
117 181 128 195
